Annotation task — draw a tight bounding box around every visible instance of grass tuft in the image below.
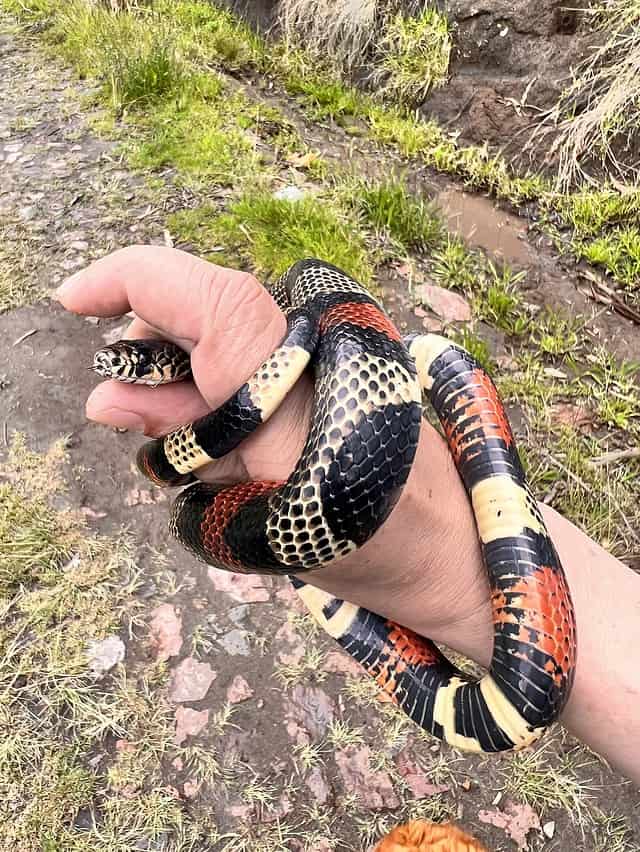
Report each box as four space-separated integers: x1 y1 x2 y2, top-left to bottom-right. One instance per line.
373 8 451 106
503 740 596 827
50 2 186 114
343 177 444 253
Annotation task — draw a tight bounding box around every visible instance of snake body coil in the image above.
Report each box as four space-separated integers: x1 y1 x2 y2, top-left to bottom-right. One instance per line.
94 259 576 752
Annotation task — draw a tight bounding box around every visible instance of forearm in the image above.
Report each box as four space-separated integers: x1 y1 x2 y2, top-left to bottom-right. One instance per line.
542 508 640 783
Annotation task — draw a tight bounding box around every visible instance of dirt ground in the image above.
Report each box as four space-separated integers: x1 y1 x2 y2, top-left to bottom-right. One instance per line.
1 15 639 852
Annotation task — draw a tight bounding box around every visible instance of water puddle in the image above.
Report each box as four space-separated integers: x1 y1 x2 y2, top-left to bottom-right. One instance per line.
436 187 533 266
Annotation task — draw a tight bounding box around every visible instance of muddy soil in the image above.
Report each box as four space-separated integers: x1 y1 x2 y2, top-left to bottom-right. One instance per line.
230 0 594 168
1 21 639 852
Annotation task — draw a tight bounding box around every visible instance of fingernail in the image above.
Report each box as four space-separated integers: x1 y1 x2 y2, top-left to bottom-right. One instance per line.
92 409 146 433
54 271 83 301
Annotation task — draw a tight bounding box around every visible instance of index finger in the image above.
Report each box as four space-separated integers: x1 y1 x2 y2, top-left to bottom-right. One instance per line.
55 244 280 346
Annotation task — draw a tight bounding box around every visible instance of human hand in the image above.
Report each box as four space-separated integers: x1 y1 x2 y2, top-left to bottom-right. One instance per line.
56 245 493 660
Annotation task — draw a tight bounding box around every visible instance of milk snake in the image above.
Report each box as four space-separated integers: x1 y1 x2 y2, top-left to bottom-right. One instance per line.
93 258 576 752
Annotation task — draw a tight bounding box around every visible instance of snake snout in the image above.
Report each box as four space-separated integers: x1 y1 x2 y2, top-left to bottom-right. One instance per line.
92 348 121 378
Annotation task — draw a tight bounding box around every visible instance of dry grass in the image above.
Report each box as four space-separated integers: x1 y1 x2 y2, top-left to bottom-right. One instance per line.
276 0 449 102
539 0 640 187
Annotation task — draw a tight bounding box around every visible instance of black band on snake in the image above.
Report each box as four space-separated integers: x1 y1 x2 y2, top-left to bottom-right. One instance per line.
93 258 577 753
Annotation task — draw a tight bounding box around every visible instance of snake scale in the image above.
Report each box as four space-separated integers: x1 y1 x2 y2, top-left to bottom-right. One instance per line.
93 258 577 752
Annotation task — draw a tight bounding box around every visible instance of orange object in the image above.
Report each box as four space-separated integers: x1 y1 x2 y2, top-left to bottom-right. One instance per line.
376 820 489 852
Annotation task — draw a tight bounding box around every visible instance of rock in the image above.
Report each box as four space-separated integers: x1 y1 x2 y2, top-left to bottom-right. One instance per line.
321 649 364 677
169 657 217 703
174 706 209 746
305 766 331 804
478 800 541 851
273 185 305 202
228 605 248 626
335 746 400 810
208 567 270 603
226 674 254 704
124 488 167 506
275 621 305 666
414 283 472 322
86 635 125 677
101 321 129 345
395 749 450 800
148 604 183 662
183 779 201 799
285 685 336 740
218 628 251 657
226 801 254 821
261 793 293 823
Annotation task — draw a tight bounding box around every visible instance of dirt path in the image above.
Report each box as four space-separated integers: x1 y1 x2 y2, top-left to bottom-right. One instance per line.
1 20 638 852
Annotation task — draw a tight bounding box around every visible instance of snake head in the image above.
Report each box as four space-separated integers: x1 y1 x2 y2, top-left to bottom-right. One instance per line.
91 346 125 379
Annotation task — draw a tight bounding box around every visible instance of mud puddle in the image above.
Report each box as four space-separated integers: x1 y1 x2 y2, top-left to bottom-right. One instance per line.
436 187 534 266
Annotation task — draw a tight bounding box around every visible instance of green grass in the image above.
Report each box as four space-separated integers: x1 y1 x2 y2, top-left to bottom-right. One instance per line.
169 192 375 284
49 2 187 114
580 348 640 431
576 226 640 291
342 177 444 253
431 236 478 290
503 740 596 828
533 310 582 357
373 8 451 107
127 75 262 184
451 326 494 372
159 0 262 72
473 262 529 335
10 0 640 292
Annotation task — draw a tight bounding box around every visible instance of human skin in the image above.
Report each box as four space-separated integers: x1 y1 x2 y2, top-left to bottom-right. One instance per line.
56 246 640 783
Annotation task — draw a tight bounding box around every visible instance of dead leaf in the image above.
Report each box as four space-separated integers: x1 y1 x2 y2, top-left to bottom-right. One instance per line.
478 800 541 850
80 506 107 519
208 567 271 603
543 366 567 380
169 657 217 703
335 745 400 810
174 706 209 746
414 283 472 323
226 674 253 704
149 604 183 662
